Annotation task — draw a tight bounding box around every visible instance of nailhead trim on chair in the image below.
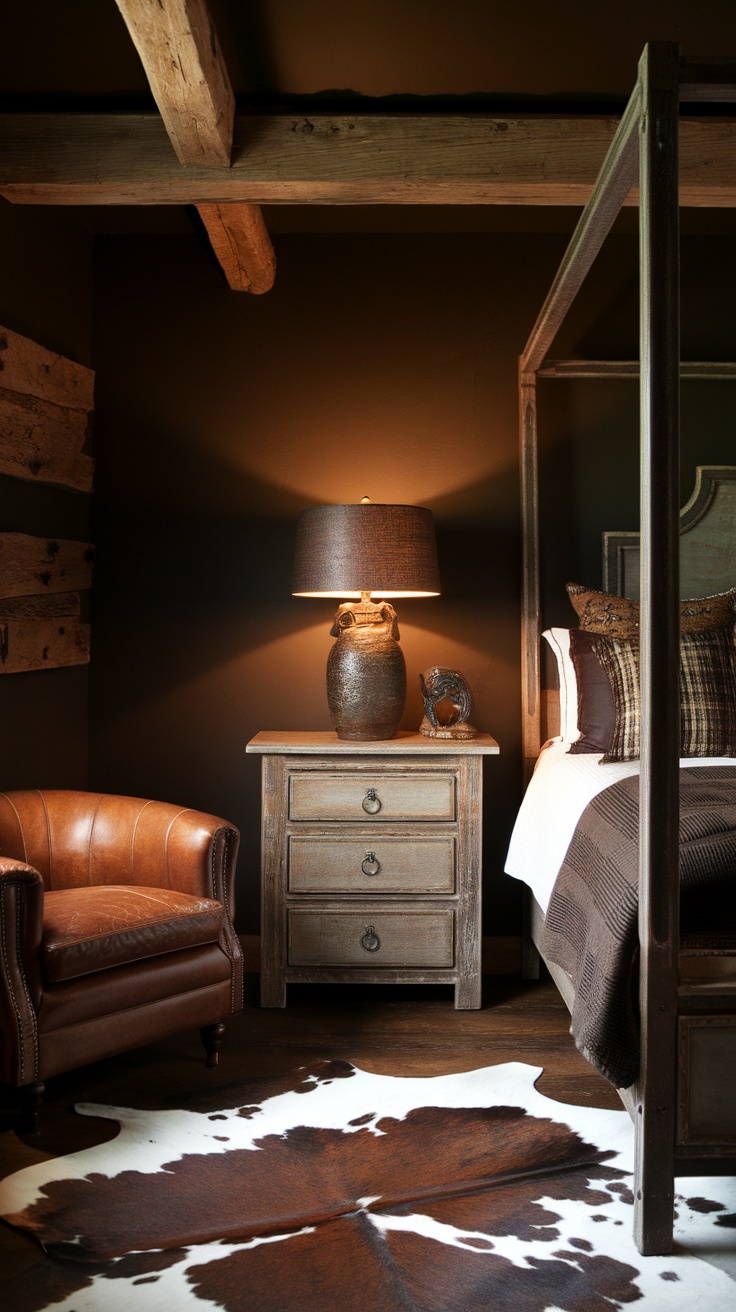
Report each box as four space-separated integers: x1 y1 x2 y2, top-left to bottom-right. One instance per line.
0 878 39 1083
212 826 242 1014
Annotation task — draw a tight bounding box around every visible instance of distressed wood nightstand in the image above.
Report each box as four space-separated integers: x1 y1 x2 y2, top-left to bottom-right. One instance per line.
246 731 499 1009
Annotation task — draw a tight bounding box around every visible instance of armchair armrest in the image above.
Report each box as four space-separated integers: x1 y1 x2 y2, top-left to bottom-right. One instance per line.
0 860 44 1086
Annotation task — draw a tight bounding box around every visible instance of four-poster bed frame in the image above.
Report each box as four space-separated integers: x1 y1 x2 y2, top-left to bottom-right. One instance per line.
518 43 736 1255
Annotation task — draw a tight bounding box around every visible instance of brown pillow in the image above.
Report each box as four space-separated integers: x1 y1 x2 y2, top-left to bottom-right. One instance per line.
592 627 736 763
566 583 735 639
568 628 616 754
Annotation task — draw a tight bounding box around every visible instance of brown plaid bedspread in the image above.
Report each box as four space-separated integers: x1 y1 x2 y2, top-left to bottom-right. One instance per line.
540 766 736 1089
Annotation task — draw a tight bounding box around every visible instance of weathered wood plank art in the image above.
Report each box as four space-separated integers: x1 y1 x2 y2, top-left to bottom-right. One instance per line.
0 532 94 598
0 325 95 670
0 593 89 673
0 325 94 492
0 324 94 411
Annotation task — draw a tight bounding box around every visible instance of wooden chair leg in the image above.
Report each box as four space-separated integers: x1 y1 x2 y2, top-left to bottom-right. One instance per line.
18 1081 45 1135
200 1022 226 1068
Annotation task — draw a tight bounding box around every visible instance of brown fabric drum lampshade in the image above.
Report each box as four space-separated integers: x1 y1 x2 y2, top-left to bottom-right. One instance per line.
292 503 440 740
292 503 440 598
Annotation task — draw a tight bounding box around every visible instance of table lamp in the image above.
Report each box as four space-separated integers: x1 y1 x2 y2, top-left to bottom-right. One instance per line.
292 500 440 740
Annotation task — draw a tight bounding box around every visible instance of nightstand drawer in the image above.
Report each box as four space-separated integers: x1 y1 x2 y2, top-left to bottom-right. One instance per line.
289 772 456 822
288 835 455 893
288 907 454 967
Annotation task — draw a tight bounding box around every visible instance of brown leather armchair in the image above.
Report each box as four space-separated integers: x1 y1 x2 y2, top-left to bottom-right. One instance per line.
0 790 243 1129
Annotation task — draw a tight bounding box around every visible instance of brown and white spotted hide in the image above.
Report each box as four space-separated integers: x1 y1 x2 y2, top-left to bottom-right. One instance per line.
1 1061 734 1311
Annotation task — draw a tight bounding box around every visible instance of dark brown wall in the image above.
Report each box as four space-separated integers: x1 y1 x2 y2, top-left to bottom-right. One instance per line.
4 0 733 99
89 228 560 933
0 198 93 790
86 223 735 937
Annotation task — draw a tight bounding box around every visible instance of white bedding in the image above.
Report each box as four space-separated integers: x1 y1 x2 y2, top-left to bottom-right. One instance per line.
504 740 736 912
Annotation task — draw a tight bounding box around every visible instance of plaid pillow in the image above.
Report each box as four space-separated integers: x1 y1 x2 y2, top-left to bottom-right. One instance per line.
592 627 736 763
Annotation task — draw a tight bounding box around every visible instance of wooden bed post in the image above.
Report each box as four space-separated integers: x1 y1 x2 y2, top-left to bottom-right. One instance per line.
633 41 681 1257
519 364 542 979
519 363 540 784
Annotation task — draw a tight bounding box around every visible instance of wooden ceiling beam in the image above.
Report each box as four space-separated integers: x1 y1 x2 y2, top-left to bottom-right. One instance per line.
114 0 235 167
113 0 275 291
196 203 276 292
0 113 733 207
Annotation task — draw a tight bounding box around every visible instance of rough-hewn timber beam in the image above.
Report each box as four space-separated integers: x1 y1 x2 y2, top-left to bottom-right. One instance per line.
114 0 235 167
114 0 275 292
196 204 276 293
0 113 733 207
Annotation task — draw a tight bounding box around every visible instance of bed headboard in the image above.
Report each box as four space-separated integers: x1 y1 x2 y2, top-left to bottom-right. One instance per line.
602 465 736 600
540 465 736 746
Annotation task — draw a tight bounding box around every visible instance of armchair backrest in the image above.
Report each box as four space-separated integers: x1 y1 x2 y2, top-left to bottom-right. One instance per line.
0 791 236 900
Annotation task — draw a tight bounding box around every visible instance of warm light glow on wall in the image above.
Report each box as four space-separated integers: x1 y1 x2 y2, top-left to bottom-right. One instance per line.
234 424 508 505
204 366 514 507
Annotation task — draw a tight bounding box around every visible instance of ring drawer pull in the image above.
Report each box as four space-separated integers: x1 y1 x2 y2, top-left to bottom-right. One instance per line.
361 851 381 876
362 788 382 815
361 924 381 952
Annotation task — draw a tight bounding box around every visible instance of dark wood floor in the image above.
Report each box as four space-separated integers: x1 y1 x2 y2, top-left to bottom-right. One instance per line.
0 970 620 1285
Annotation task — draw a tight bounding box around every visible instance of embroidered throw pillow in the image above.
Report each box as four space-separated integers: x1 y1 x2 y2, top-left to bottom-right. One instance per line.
566 583 735 639
592 627 736 763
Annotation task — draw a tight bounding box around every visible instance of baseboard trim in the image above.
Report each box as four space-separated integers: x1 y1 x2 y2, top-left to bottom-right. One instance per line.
239 936 521 976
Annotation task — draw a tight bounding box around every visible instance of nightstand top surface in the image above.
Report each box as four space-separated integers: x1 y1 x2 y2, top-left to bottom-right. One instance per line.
246 730 499 755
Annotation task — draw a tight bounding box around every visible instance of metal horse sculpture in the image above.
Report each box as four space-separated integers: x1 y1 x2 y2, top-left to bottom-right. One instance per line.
419 666 476 739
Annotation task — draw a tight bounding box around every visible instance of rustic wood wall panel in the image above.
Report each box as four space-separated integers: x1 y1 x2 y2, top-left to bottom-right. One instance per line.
0 325 94 670
0 391 93 492
0 593 89 673
0 532 94 598
0 326 94 492
0 325 94 412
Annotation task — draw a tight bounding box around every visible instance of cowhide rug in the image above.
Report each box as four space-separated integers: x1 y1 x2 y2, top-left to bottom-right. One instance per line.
1 1060 734 1311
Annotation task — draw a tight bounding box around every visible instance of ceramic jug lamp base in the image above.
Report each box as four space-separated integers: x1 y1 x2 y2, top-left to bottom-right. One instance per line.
327 594 406 740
